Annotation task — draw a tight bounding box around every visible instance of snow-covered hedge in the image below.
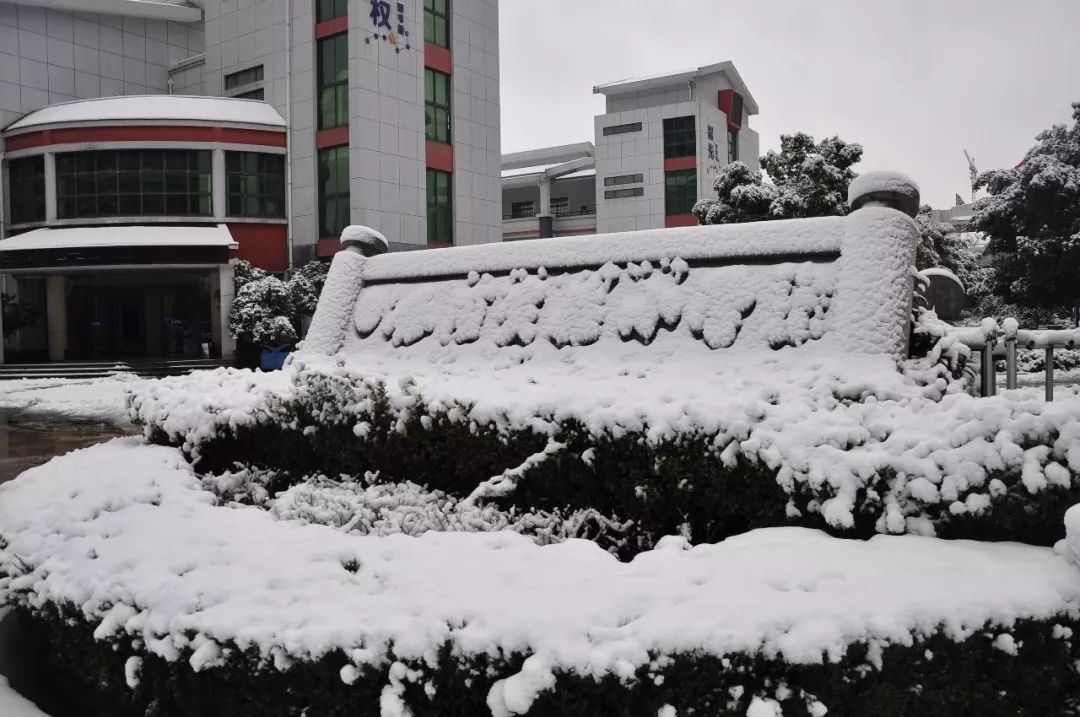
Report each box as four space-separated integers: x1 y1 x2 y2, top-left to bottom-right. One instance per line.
3 440 1080 717
129 327 1080 551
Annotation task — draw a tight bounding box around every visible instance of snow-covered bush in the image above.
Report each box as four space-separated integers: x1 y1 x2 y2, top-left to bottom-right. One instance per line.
132 345 1080 554
228 260 331 348
228 276 298 346
3 441 1080 717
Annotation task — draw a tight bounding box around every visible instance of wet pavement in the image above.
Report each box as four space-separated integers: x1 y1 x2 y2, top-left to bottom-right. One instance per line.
0 409 132 485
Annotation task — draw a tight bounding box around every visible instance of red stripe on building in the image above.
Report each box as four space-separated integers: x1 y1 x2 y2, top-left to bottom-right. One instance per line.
317 237 341 258
664 214 698 228
314 16 348 39
4 125 286 151
663 156 697 172
423 42 453 74
228 223 288 272
426 140 454 172
315 126 350 149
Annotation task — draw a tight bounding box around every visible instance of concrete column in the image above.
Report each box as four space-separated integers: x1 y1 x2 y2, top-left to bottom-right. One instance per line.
537 177 553 238
44 153 57 222
213 264 237 361
212 149 227 220
45 275 66 362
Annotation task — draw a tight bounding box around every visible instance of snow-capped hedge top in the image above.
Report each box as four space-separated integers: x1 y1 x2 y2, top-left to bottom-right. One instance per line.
306 196 919 362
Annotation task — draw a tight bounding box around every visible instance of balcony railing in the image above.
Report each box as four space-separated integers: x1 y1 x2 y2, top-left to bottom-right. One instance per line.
503 207 597 220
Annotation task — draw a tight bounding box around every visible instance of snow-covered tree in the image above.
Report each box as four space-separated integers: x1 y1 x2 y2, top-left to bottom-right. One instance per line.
972 102 1080 315
914 206 990 301
693 132 863 225
229 276 298 346
228 260 331 347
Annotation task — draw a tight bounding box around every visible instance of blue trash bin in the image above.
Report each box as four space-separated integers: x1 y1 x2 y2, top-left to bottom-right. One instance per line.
259 346 291 371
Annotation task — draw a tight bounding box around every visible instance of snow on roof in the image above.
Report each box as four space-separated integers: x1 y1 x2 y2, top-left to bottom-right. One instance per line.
3 95 286 134
16 0 200 23
0 225 238 251
593 61 759 114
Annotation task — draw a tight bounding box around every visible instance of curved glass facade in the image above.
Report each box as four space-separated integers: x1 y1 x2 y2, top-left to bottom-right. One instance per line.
56 150 212 219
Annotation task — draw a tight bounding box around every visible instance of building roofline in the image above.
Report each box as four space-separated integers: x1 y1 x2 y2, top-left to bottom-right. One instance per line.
3 95 287 136
592 61 759 115
501 142 595 171
13 0 201 22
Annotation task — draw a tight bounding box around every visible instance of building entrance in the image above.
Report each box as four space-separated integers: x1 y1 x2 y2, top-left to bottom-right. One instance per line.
66 272 212 360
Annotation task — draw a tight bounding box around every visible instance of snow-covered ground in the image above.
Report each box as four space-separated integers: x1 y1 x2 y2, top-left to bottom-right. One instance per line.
0 675 48 717
2 439 1079 717
0 374 142 424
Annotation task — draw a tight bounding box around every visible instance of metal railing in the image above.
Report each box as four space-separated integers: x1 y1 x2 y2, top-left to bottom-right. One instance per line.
951 320 1079 400
502 207 597 221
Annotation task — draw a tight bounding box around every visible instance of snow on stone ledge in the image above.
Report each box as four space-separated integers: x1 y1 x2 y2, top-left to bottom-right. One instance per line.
847 171 920 217
3 440 1079 716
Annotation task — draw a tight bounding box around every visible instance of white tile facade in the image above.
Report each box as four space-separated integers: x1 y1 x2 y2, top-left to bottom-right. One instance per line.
593 67 760 234
199 0 501 260
448 0 500 247
0 2 203 131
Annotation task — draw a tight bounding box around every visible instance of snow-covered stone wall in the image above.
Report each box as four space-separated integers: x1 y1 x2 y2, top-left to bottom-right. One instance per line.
304 174 920 362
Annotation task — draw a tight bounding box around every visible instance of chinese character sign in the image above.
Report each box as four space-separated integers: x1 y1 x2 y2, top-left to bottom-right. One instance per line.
366 0 411 52
704 123 723 179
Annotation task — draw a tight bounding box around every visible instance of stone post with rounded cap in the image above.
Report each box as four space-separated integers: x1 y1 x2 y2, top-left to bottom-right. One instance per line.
833 171 922 359
302 226 388 354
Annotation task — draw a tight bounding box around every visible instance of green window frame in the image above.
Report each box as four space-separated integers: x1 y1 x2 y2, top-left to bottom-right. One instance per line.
663 116 696 159
425 68 451 144
8 156 45 225
55 149 212 219
318 145 350 238
728 129 739 163
424 0 449 48
317 33 349 131
316 0 347 22
225 152 286 219
664 169 697 216
426 168 452 245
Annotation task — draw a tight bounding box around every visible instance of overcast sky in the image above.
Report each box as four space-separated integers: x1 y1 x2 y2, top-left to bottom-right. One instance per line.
498 0 1080 208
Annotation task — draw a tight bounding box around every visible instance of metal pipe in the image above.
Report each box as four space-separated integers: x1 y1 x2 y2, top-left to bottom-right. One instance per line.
1046 347 1054 402
980 346 996 397
284 0 295 272
1005 337 1017 390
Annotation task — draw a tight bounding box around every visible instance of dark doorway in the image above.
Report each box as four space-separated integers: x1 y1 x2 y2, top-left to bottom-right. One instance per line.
66 271 211 360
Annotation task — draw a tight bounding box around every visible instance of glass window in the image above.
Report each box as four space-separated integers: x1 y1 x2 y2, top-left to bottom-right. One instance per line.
730 93 744 128
728 129 739 163
510 200 534 219
8 156 45 224
603 173 644 187
224 65 264 91
318 145 350 237
424 68 451 144
426 168 452 245
664 169 697 215
551 197 569 216
663 116 696 158
424 0 449 48
317 33 349 130
604 187 644 200
234 88 265 101
55 149 211 219
225 152 286 219
316 0 348 22
601 122 642 137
